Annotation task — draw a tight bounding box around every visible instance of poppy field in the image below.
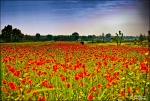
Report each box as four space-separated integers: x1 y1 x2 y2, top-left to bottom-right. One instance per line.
1 42 150 101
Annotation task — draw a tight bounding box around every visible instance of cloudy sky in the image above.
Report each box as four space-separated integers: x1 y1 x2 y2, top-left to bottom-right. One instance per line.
1 0 149 36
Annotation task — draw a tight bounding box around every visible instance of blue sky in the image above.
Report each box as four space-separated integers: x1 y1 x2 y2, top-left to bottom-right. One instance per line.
1 0 149 36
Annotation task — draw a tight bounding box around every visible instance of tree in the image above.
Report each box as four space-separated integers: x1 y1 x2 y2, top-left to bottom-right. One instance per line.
46 34 53 41
72 32 79 41
105 33 111 42
36 33 40 41
114 31 123 46
1 25 24 42
102 33 105 43
12 28 24 42
148 30 150 48
139 34 144 42
148 31 150 43
1 25 12 42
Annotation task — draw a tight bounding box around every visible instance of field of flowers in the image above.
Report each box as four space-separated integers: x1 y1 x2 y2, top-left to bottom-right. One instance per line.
1 42 150 101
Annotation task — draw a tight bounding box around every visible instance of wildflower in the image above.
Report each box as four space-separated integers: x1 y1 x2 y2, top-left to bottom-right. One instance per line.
41 80 48 87
67 83 70 88
89 86 96 93
18 86 22 91
120 90 125 96
21 78 26 84
103 61 108 66
33 92 38 96
8 82 16 90
47 84 54 89
113 71 119 76
2 80 7 84
27 89 32 93
74 75 80 81
87 93 94 100
13 70 21 77
98 84 102 89
28 79 32 85
127 87 131 92
80 82 84 86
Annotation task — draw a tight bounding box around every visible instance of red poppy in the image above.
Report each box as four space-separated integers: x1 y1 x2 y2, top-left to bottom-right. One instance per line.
107 83 111 87
13 70 21 77
87 93 94 100
61 77 66 82
28 79 32 85
98 84 102 89
41 80 48 87
47 84 54 89
80 82 84 86
21 78 26 84
33 92 38 96
8 82 16 90
120 90 125 96
113 72 119 76
8 67 15 73
27 89 32 93
67 83 70 88
74 75 80 81
89 86 96 93
18 86 22 91
103 61 108 66
2 80 7 84
127 87 130 92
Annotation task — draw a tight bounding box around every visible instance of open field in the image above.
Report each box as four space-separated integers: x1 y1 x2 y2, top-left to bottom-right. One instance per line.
1 42 150 101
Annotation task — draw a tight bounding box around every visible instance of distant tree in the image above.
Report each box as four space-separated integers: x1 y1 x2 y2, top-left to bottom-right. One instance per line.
1 25 13 42
12 28 24 42
24 34 35 41
1 25 24 42
148 31 150 43
92 35 96 43
143 34 147 40
105 33 111 42
72 32 79 41
47 34 53 41
36 33 40 41
102 33 105 43
148 31 150 48
139 34 144 42
81 36 88 41
119 31 123 45
114 31 123 46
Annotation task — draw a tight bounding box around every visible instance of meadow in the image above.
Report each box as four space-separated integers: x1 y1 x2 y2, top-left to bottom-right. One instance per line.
1 41 149 101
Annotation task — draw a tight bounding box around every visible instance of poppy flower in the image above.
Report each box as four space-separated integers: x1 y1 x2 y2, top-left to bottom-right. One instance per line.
103 61 108 66
21 78 26 84
127 87 131 92
2 80 7 84
33 92 38 96
98 84 102 89
120 90 125 96
28 79 32 85
67 83 70 88
80 82 84 86
87 93 94 100
47 84 54 89
113 72 119 76
8 82 16 90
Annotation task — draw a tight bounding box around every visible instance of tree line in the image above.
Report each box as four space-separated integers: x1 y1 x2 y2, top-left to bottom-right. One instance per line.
0 25 149 44
0 25 24 42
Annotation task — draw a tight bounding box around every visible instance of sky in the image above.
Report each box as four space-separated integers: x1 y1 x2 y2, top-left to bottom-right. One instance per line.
1 0 150 36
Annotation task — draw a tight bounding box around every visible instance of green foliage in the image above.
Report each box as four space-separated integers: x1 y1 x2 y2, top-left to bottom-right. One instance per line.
1 25 24 42
72 32 79 41
36 33 40 41
113 31 124 46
